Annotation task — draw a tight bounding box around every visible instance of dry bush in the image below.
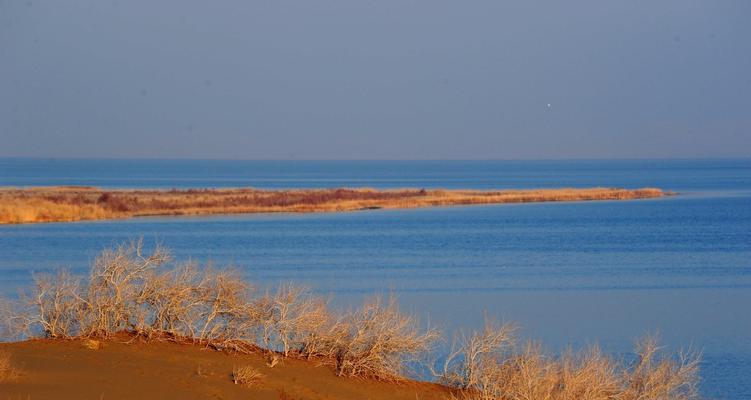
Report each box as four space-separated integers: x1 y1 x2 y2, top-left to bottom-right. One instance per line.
552 346 621 399
2 242 439 382
10 240 171 339
258 284 330 357
620 335 700 400
0 350 19 382
82 240 170 337
436 319 516 390
329 296 439 381
0 299 13 340
299 309 346 361
134 262 204 339
134 263 262 353
232 365 264 387
194 268 250 342
439 324 700 400
0 298 31 341
2 241 263 354
28 270 85 338
192 268 261 353
0 241 701 394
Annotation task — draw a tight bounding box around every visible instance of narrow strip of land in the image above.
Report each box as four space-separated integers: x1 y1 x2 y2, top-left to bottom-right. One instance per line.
0 186 668 224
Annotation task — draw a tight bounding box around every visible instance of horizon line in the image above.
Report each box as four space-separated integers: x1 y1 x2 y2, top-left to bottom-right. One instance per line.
1 155 750 162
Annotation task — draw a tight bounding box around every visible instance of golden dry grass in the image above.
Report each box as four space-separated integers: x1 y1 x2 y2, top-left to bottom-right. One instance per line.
0 186 668 224
232 365 264 387
82 339 101 350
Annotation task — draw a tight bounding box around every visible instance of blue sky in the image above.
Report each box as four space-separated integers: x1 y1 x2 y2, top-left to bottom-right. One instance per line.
1 0 749 159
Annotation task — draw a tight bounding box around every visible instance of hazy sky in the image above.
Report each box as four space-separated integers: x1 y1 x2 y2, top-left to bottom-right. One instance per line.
1 1 749 159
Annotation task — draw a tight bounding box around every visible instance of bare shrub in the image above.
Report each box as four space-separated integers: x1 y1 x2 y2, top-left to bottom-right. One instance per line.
0 299 14 340
299 309 347 361
0 241 703 395
28 270 85 338
436 319 515 390
439 327 700 400
553 345 621 399
2 241 262 354
232 365 264 387
83 240 170 337
193 268 259 352
620 335 700 400
134 263 262 353
331 296 439 381
0 298 31 341
134 262 203 339
258 284 330 357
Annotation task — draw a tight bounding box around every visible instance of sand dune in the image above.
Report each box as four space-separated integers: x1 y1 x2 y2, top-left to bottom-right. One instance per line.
0 336 447 400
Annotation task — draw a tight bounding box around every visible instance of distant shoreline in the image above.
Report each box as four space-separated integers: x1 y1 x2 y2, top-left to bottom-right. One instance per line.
0 186 669 225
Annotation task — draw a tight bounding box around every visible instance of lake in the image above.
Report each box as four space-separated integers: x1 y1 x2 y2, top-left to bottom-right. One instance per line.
1 158 750 398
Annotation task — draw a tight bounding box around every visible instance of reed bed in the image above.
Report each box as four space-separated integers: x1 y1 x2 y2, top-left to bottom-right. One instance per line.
0 241 699 398
0 186 667 224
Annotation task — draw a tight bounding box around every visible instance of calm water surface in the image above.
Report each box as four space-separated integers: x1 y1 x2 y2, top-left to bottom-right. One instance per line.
1 158 750 399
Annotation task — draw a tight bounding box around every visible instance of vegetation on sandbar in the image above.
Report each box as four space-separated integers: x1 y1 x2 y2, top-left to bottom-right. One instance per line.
0 186 668 224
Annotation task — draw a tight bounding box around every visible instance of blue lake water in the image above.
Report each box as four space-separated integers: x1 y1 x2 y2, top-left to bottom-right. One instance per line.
1 158 750 398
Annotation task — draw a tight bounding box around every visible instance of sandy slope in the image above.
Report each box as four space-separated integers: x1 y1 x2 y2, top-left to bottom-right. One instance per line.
0 338 448 400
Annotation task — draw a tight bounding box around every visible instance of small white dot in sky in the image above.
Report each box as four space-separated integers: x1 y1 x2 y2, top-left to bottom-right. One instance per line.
547 103 551 108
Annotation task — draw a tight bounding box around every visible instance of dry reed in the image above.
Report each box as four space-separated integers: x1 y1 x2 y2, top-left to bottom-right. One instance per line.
0 186 668 224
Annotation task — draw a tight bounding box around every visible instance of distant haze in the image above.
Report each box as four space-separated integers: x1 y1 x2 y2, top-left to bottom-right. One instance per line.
1 0 749 160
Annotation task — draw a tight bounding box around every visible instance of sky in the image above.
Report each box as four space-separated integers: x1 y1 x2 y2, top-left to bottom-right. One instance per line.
0 0 749 160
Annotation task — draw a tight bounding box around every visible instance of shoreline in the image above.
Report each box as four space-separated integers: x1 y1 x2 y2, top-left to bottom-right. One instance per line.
0 242 701 400
0 186 668 225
